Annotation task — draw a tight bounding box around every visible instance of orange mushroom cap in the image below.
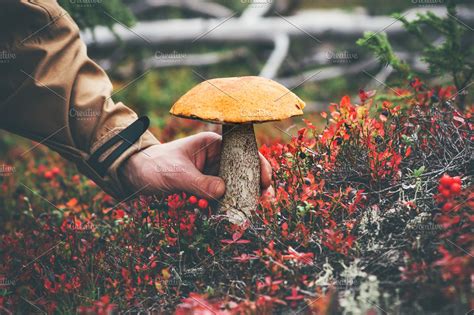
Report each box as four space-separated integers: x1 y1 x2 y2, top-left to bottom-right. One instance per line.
170 76 305 124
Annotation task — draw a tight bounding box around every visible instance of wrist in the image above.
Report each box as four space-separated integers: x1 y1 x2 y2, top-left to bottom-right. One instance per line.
118 152 140 192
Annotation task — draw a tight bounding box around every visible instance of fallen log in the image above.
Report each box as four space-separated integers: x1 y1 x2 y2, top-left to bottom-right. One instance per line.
82 6 473 48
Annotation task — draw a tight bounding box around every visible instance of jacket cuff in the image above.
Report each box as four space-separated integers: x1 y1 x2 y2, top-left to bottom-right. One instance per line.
110 129 159 200
84 127 159 201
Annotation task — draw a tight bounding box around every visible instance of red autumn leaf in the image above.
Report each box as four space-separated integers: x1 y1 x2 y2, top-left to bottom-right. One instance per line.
282 246 314 265
66 198 78 208
405 146 412 158
233 253 258 263
285 287 304 301
112 209 126 220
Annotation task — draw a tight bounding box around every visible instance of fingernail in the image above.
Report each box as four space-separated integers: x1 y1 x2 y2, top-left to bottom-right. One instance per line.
211 179 225 197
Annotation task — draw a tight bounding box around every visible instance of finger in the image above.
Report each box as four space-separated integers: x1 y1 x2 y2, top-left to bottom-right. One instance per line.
202 132 222 162
177 169 226 200
185 132 222 171
259 152 272 189
184 132 222 158
261 185 275 198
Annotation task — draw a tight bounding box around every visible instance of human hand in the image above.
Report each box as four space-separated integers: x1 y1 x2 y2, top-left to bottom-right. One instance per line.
119 132 273 200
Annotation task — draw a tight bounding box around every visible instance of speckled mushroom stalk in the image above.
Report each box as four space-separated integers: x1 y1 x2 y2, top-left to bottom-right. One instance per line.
218 124 260 224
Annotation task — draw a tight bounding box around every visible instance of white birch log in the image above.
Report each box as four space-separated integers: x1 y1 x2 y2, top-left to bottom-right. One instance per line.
82 6 473 48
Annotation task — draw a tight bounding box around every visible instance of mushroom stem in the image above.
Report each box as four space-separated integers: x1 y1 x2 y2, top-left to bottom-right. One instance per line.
218 123 260 224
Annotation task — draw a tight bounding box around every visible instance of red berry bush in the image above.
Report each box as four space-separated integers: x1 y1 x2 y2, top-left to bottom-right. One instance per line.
0 81 472 314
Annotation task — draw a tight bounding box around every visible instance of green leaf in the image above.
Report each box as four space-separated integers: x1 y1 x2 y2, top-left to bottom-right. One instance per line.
413 166 426 178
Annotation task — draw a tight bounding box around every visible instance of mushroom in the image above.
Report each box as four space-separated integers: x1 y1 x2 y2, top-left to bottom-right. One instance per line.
170 76 305 223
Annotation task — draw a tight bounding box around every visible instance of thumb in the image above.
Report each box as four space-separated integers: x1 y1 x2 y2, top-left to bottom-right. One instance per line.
185 171 226 200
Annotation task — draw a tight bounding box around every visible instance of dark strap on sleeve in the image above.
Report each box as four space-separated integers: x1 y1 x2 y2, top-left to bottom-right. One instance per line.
88 116 150 177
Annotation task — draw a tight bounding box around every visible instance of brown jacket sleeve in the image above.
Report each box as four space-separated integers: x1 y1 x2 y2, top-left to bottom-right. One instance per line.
0 0 160 199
